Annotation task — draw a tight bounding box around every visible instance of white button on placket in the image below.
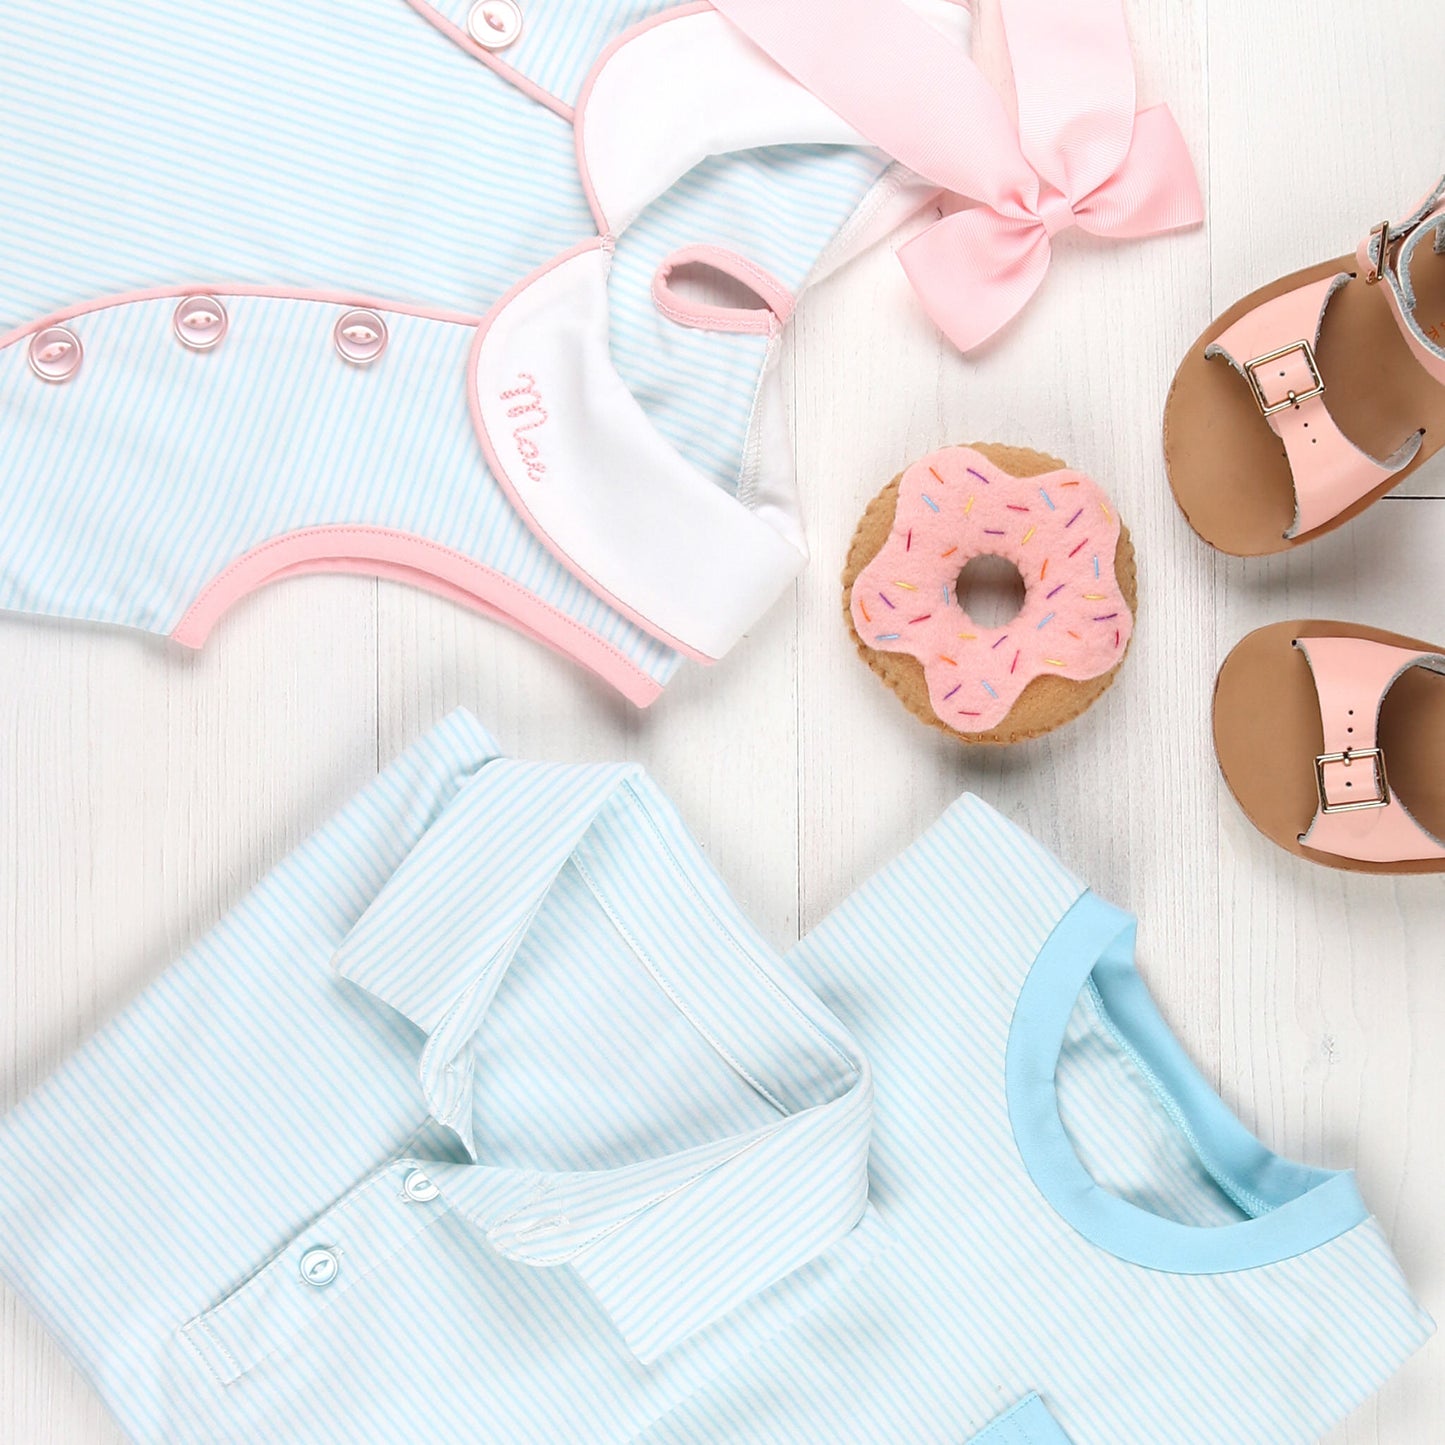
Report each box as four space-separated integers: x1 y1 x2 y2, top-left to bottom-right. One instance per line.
467 0 524 50
298 1246 341 1288
401 1169 441 1204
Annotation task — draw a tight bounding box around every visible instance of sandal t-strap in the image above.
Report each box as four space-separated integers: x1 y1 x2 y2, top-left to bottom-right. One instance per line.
1165 175 1445 554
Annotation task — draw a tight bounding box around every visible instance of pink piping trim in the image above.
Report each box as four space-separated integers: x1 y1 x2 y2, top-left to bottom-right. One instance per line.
468 239 720 665
651 245 794 336
170 525 664 707
400 0 575 121
0 284 483 351
2 271 698 689
573 2 716 234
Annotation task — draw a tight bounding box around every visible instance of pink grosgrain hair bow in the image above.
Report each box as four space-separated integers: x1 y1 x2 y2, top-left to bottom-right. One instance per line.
710 0 1203 352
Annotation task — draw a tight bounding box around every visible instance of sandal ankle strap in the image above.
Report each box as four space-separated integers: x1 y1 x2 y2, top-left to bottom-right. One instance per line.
1358 174 1445 387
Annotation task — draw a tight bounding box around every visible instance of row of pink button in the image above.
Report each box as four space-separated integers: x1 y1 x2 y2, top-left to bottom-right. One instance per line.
26 301 392 383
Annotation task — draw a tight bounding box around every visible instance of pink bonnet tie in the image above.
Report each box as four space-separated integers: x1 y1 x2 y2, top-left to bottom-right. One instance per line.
710 0 1203 351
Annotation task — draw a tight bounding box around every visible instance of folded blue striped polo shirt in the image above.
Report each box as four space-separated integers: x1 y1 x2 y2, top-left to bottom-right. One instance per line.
0 712 1430 1441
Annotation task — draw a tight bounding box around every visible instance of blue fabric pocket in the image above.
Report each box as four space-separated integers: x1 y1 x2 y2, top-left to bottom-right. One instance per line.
969 1393 1074 1444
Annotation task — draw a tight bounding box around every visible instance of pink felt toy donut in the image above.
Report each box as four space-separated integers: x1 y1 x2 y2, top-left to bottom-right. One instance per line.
843 443 1136 743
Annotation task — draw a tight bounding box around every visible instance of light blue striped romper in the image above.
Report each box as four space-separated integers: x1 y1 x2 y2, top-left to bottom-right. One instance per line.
0 712 1430 1442
0 0 948 703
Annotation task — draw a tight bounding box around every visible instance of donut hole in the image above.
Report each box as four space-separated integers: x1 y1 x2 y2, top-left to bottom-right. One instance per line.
954 554 1027 627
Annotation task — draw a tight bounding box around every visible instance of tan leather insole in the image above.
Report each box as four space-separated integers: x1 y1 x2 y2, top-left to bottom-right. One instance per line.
1164 239 1445 555
1213 620 1445 873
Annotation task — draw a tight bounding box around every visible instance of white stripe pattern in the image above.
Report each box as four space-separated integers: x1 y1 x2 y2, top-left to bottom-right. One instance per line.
0 0 890 691
0 711 883 1441
637 794 1434 1443
0 0 589 324
0 292 683 689
423 0 669 106
0 715 1428 1442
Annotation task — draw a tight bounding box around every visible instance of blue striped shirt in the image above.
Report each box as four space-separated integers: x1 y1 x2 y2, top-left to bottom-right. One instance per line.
0 712 1430 1441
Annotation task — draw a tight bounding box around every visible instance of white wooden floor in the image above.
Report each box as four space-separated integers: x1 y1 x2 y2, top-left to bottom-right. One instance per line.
3 2 1444 1441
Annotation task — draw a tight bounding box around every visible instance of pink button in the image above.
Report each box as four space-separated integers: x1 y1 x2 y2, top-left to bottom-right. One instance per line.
467 0 523 49
333 309 389 366
173 296 229 352
28 326 83 383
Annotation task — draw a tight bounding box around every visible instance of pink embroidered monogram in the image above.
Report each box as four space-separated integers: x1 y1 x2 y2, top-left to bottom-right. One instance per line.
500 373 549 482
710 0 1203 350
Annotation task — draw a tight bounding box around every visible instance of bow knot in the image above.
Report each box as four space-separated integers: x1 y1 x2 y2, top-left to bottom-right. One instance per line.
713 0 1203 352
1036 186 1077 240
897 96 1202 350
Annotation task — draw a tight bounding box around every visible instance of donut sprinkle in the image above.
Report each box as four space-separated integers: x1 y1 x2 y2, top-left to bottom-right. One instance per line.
849 446 1133 732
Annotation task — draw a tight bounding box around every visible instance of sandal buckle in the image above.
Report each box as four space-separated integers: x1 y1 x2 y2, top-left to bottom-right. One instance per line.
1315 747 1390 814
1244 340 1326 416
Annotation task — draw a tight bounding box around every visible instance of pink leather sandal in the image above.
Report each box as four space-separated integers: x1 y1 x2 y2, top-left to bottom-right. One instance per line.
1165 177 1445 554
1214 621 1445 872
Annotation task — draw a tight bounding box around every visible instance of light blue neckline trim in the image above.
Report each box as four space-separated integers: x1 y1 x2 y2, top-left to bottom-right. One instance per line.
1005 891 1367 1274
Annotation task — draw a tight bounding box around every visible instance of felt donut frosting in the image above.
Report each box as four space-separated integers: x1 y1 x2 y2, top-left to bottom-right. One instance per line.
843 443 1136 744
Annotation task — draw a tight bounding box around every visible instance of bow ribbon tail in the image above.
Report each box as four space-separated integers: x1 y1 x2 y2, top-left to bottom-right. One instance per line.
897 208 1054 353
1072 104 1204 239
